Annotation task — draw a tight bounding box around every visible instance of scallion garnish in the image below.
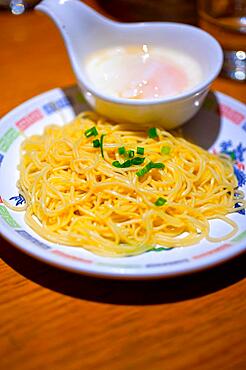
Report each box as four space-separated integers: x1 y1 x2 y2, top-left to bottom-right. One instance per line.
146 162 153 171
100 134 105 159
84 126 98 138
118 146 126 155
136 161 165 177
148 127 158 139
131 157 145 165
154 197 167 206
128 150 135 158
112 159 131 168
112 157 145 169
137 147 144 155
149 162 165 169
112 160 122 168
136 168 148 177
121 160 132 168
93 139 100 148
161 146 171 155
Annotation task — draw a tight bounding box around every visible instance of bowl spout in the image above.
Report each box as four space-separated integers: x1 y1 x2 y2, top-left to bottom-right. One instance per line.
35 0 114 78
36 0 109 33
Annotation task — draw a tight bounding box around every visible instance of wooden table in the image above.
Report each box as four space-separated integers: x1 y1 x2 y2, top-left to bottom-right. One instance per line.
0 4 245 370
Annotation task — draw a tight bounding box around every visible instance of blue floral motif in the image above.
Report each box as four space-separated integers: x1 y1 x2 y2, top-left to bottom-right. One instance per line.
235 143 246 162
220 140 232 152
0 153 4 167
9 194 26 206
220 141 246 162
233 166 246 187
219 141 246 216
234 203 246 215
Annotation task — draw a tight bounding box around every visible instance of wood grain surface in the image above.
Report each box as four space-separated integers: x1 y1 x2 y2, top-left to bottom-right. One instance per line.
0 2 246 370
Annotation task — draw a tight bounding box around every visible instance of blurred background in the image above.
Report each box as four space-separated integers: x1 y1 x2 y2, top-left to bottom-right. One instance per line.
1 0 245 81
1 0 198 23
0 0 245 119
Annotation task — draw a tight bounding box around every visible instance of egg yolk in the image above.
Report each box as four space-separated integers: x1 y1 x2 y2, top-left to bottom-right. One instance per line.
119 59 188 99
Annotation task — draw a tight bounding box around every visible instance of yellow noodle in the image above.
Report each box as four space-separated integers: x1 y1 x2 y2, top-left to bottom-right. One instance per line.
14 111 245 257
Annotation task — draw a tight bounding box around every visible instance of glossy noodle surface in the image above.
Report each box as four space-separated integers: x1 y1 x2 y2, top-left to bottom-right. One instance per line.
17 112 245 257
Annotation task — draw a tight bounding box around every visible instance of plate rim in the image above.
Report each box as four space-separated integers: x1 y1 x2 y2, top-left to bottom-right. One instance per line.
1 221 245 280
0 87 245 279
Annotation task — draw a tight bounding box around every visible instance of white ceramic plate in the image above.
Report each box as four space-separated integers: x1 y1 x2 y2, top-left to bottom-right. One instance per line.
0 86 245 279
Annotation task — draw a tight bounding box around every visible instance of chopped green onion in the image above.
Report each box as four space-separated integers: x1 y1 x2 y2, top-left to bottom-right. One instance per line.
136 168 148 177
121 160 132 168
112 159 131 168
161 146 171 155
148 127 158 139
136 161 165 177
146 162 154 171
154 197 167 206
118 146 126 155
128 150 135 158
112 160 122 168
137 147 144 155
150 162 165 169
84 126 98 138
136 163 151 177
112 157 145 169
147 246 173 252
100 134 105 159
93 139 100 148
131 157 145 165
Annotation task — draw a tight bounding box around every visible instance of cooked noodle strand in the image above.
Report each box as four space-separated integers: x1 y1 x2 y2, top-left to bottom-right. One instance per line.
15 111 245 257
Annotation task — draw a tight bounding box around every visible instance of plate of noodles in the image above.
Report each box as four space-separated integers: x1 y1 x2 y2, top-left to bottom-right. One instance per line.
0 86 245 279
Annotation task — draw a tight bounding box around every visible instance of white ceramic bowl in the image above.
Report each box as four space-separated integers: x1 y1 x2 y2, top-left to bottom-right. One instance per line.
36 0 223 129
